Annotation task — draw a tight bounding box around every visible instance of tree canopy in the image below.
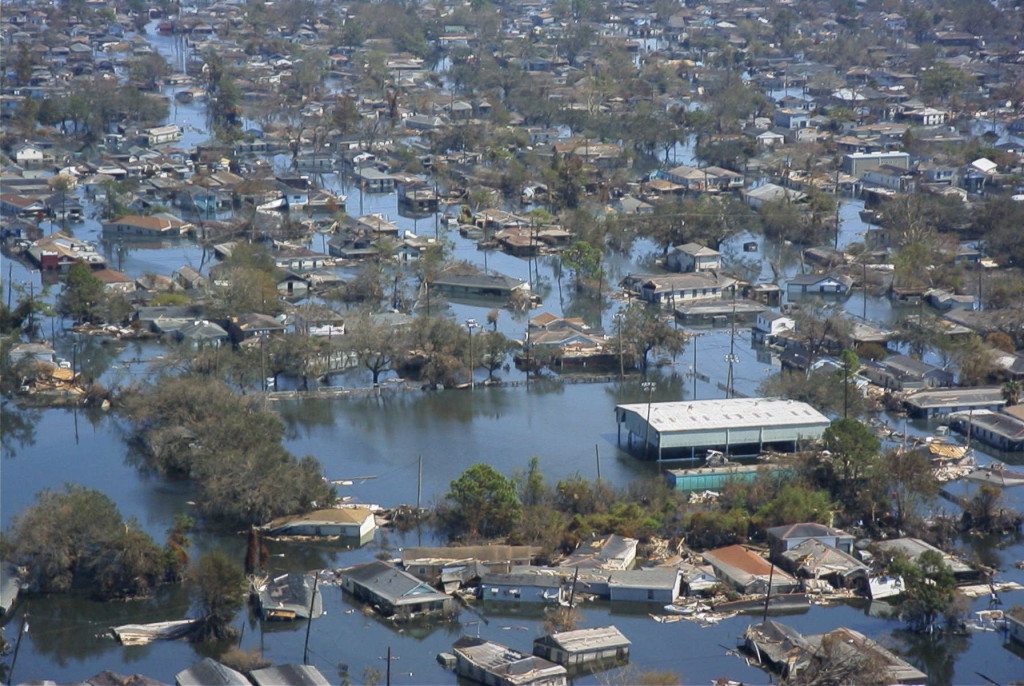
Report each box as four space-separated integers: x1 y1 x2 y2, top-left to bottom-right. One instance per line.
441 464 522 540
2 484 173 598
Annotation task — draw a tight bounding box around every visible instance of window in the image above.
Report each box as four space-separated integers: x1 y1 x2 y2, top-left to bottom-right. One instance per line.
647 589 655 600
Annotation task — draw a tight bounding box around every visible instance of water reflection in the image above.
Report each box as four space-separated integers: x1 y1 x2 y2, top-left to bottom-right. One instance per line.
893 629 969 686
1 401 39 458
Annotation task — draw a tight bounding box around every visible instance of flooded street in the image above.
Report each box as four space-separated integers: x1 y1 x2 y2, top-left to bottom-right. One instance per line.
4 16 1024 686
5 379 1024 684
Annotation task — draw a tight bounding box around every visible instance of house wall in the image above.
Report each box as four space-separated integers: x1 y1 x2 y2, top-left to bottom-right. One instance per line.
608 583 677 603
1008 616 1024 644
481 583 562 603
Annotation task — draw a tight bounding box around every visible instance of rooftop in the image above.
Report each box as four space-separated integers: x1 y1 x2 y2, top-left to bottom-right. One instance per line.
616 398 830 434
538 626 630 653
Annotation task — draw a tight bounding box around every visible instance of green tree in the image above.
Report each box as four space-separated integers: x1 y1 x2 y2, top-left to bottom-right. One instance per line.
880 449 938 532
122 376 335 525
2 485 170 598
821 418 883 521
823 419 880 483
57 262 106 324
476 330 517 381
919 64 972 101
616 304 687 373
189 550 246 641
1002 380 1022 406
442 464 523 539
343 311 401 385
753 483 833 529
888 550 959 633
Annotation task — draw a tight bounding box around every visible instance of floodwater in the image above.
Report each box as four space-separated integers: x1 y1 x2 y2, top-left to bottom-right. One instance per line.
3 18 1024 686
5 386 1024 684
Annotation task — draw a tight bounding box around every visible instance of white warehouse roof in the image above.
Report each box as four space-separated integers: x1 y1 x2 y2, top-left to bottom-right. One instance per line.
616 398 829 433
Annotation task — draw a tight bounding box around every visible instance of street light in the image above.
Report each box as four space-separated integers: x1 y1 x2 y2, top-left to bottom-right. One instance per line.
465 318 480 390
641 380 656 460
724 353 739 399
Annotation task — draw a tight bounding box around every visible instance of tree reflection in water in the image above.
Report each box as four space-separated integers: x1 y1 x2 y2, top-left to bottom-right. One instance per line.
893 628 969 686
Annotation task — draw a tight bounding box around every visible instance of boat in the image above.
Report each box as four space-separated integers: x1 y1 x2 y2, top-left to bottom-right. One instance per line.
663 603 698 615
110 619 198 645
713 593 809 614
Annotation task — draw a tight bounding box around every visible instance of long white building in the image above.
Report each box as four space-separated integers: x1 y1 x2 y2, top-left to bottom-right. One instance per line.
614 397 830 460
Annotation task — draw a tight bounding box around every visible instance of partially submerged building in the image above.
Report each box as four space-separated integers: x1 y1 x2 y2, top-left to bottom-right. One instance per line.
175 658 248 686
452 636 567 686
256 572 323 621
338 561 455 620
702 545 800 595
263 507 376 542
249 664 331 686
743 621 927 684
615 398 830 459
532 626 630 673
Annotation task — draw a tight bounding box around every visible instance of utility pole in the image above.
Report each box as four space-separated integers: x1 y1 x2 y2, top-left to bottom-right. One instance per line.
416 455 422 509
386 646 392 686
692 332 698 400
8 609 28 686
302 572 319 664
594 444 601 482
834 168 842 250
725 304 739 399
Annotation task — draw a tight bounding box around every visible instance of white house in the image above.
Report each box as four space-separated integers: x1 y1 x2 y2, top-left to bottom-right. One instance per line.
752 311 796 343
787 272 854 297
624 272 736 306
666 243 721 273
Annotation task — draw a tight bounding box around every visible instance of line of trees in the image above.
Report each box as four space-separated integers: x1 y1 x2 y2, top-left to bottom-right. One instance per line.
120 376 335 526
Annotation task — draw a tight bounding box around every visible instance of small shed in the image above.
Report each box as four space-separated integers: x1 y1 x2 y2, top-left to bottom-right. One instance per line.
532 626 630 672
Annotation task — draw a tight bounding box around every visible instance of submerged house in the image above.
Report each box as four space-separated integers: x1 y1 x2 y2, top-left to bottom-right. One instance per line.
402 545 541 585
559 534 637 571
480 570 567 604
338 561 454 620
175 658 249 686
702 545 800 594
250 665 331 686
778 539 869 591
256 572 323 621
766 522 856 559
622 272 736 306
452 636 567 686
744 621 926 684
432 271 531 301
532 626 630 673
263 507 376 540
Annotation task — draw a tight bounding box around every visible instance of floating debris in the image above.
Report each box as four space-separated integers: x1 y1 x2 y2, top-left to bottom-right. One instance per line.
109 619 197 645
